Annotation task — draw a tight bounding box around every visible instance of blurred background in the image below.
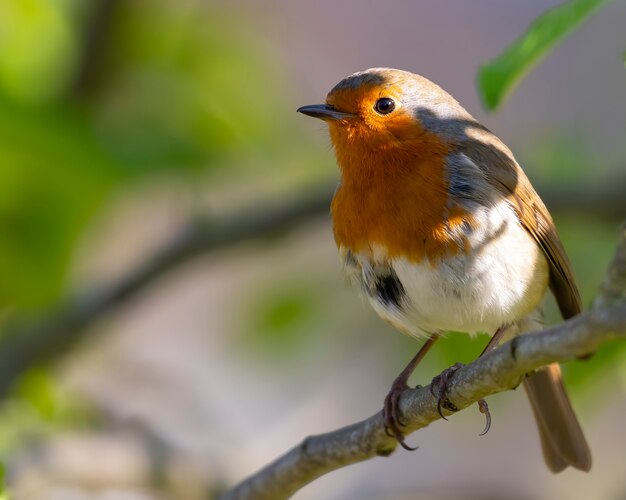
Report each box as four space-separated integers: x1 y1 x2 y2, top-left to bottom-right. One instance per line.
0 0 625 499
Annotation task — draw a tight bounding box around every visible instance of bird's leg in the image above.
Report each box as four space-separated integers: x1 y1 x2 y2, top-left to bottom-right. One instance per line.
479 324 510 356
430 325 511 434
384 334 439 451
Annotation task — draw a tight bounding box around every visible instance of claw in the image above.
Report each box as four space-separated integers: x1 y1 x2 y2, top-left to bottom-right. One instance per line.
430 363 464 420
390 389 408 427
437 398 447 421
381 336 440 451
384 425 395 439
383 381 418 451
429 379 446 420
398 436 419 451
478 399 491 436
431 362 492 436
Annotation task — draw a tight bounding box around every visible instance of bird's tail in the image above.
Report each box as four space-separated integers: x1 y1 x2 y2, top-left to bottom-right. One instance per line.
523 363 592 473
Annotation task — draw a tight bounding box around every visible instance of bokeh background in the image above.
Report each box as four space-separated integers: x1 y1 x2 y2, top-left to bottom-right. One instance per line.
0 0 625 499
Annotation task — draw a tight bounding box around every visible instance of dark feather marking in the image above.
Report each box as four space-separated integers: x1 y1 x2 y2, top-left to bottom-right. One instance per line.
375 273 405 307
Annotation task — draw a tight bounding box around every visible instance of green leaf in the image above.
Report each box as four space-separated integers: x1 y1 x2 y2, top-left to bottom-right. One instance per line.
478 0 612 110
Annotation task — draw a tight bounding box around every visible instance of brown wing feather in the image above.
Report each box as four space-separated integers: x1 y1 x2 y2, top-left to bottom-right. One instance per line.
458 124 582 319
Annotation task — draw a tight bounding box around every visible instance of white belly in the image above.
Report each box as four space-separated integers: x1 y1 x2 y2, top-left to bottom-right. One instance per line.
348 200 549 339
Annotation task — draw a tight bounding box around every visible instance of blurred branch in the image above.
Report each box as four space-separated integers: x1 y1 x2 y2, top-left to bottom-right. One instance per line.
0 177 622 398
72 0 120 97
594 224 626 309
542 177 626 219
221 226 626 500
0 187 332 399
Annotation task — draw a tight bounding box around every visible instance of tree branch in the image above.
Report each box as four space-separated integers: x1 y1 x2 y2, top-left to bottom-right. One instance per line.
0 187 333 399
220 226 626 500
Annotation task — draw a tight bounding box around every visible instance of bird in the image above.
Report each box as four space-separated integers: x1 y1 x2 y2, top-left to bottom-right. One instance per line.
297 67 591 472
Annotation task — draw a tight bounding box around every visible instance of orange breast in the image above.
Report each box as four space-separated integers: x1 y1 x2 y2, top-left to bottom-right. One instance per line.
330 137 472 263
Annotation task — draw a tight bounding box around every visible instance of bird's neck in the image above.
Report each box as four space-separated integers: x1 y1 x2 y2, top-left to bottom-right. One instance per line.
331 145 470 263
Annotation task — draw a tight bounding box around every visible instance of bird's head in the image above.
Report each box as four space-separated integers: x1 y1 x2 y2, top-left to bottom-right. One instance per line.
298 68 469 164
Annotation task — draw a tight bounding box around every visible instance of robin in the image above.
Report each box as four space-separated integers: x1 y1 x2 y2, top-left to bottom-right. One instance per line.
298 68 591 472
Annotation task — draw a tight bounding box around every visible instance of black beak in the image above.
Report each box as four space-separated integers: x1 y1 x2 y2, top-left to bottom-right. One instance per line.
297 104 352 121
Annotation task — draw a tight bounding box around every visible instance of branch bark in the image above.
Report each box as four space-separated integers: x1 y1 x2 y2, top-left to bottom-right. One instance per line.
220 226 626 500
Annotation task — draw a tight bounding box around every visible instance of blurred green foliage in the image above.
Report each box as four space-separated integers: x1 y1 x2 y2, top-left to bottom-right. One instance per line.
478 0 613 110
0 463 7 500
241 275 351 366
0 100 120 307
15 367 58 420
519 134 595 185
248 285 321 356
0 0 301 310
0 0 81 105
0 363 98 465
99 2 293 168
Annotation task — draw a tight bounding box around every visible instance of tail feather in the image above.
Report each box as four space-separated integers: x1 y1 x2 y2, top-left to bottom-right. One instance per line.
523 363 591 472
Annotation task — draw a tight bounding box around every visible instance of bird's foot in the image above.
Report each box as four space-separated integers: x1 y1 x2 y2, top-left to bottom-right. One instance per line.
430 362 491 435
430 362 464 419
383 379 418 451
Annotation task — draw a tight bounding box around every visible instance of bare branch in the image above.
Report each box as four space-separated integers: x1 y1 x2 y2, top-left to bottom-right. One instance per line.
542 176 626 220
220 230 626 500
0 187 332 399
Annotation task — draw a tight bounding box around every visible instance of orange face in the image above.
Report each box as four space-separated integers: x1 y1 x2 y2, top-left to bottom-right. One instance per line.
325 77 442 154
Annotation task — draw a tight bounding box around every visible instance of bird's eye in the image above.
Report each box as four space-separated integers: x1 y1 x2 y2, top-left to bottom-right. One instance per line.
374 97 395 115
